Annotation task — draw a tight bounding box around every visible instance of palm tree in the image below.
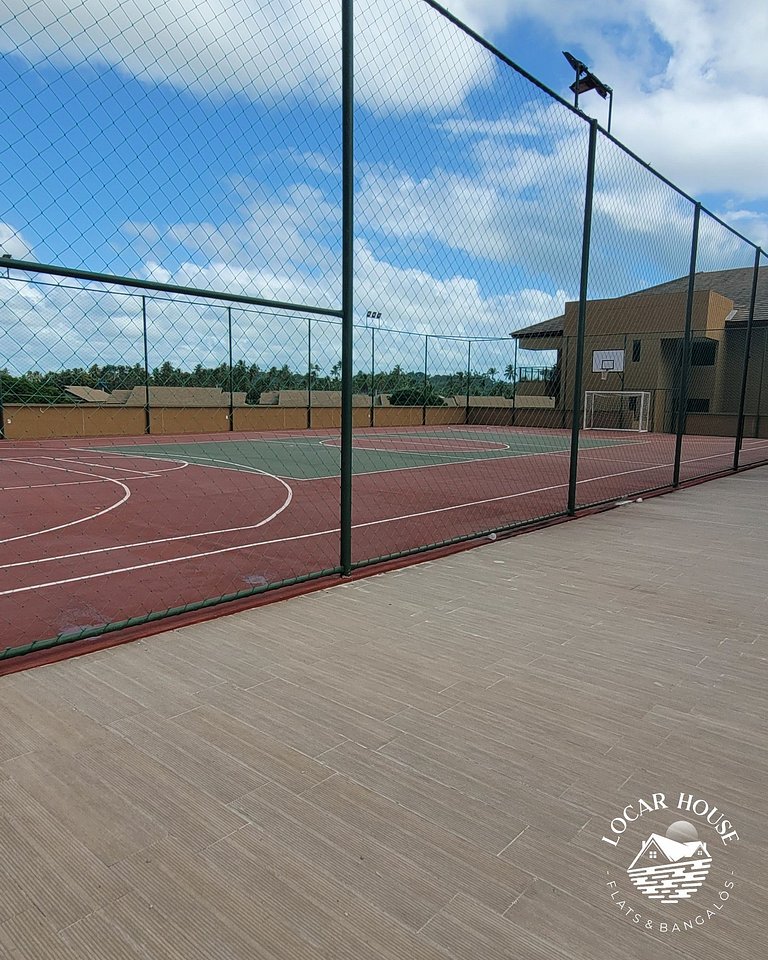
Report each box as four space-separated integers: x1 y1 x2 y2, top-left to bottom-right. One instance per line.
487 367 497 379
504 363 515 382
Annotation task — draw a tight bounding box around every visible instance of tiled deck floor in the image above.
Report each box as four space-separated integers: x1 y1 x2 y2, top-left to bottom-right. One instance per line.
1 469 766 959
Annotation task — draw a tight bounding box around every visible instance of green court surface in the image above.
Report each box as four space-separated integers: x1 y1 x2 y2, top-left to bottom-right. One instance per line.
99 428 639 480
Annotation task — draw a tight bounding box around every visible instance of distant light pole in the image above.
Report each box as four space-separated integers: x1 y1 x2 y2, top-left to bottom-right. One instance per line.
563 51 613 133
366 311 382 416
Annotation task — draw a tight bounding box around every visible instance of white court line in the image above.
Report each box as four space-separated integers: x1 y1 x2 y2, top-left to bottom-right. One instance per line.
321 431 511 449
0 460 132 545
284 437 652 481
53 457 175 476
0 456 190 492
67 450 193 474
36 455 190 478
53 458 158 475
300 435 768 483
0 477 160 492
0 445 752 595
318 440 510 458
0 457 294 571
45 430 649 483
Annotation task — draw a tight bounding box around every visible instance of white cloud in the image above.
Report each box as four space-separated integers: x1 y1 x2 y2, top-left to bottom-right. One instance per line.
4 0 763 340
121 91 750 317
619 90 768 200
465 0 768 205
0 223 32 259
712 210 768 252
0 239 562 377
2 0 495 113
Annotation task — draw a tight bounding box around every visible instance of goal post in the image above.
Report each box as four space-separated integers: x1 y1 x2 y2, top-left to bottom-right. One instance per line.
584 391 651 432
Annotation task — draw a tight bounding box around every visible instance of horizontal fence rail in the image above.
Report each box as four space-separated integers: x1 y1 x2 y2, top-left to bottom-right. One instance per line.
0 0 766 662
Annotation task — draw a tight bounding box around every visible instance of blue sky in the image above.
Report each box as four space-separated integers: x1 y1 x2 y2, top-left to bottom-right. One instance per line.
0 0 765 376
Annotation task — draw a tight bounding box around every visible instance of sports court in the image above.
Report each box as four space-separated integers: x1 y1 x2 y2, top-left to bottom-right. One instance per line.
3 423 765 655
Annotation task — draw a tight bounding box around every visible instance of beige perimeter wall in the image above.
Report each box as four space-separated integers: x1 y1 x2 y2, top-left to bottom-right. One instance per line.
4 403 765 441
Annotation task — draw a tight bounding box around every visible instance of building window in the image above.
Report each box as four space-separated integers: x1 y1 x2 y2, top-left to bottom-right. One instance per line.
690 340 717 366
632 340 641 362
648 850 657 860
686 398 710 413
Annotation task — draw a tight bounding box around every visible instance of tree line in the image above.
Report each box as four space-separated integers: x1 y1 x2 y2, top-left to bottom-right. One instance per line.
0 361 554 406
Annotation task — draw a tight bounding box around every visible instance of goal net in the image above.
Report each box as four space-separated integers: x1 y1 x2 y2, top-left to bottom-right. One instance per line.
583 391 650 433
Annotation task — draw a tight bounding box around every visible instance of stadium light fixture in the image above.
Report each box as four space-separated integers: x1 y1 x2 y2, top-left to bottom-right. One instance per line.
562 50 614 132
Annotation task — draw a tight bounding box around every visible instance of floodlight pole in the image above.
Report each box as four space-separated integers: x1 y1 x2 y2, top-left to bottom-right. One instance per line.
607 88 614 133
367 310 381 427
572 69 582 111
370 325 376 427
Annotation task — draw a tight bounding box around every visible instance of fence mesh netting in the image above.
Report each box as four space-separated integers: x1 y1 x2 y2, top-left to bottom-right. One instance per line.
0 0 765 659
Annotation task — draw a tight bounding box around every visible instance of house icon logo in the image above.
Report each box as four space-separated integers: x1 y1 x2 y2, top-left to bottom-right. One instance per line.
600 791 738 936
627 821 712 904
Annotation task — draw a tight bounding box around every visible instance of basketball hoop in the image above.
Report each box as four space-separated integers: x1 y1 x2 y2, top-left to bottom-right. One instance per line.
592 350 624 384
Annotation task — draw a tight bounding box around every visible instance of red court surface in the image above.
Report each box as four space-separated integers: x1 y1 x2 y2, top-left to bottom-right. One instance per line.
1 425 767 659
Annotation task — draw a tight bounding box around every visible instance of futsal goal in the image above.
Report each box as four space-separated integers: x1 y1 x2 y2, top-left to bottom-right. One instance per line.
583 391 651 432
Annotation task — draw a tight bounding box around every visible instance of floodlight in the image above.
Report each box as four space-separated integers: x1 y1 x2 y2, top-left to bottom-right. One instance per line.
562 51 614 131
570 72 611 99
562 51 586 74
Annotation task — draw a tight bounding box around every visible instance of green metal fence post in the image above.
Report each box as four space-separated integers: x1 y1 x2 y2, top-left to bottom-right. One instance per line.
227 307 234 432
340 0 354 576
567 119 598 516
465 340 472 423
756 331 767 439
422 334 429 426
307 316 313 430
733 246 762 469
0 261 5 437
141 296 151 435
672 202 701 487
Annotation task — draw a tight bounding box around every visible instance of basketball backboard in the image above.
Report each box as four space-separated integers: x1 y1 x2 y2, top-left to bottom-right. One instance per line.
592 348 624 373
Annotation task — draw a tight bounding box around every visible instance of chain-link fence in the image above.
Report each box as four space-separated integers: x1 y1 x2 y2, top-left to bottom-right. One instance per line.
0 0 765 662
